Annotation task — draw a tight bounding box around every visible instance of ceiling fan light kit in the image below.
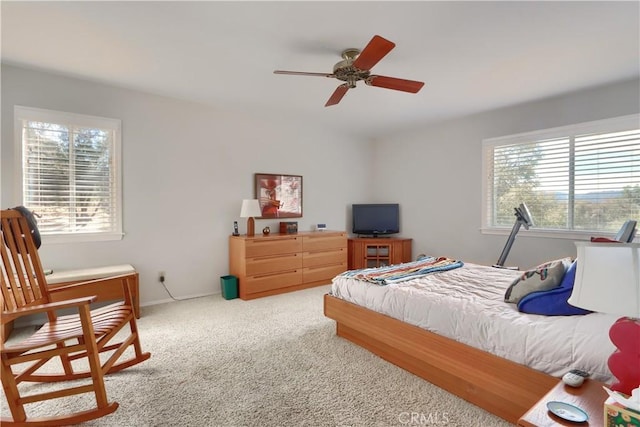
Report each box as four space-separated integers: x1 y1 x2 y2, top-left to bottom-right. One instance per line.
274 35 425 107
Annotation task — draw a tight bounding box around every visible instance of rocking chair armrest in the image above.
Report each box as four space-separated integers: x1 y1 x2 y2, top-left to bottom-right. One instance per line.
2 295 97 323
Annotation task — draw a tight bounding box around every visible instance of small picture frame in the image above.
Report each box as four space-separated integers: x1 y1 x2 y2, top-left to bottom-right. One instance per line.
254 173 303 219
279 222 298 234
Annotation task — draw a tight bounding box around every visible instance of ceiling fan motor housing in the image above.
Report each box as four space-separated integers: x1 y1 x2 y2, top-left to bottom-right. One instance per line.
333 49 370 88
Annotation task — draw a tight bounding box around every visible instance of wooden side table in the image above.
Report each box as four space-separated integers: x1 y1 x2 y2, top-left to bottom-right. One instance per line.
518 379 607 427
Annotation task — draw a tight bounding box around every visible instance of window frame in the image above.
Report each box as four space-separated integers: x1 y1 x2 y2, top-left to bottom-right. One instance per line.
481 114 639 241
14 106 124 244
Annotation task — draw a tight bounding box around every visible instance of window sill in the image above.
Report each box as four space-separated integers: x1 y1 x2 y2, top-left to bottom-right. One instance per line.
479 227 631 242
41 232 124 244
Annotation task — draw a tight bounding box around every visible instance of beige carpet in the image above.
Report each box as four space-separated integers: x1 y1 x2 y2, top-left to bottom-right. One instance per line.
2 285 510 426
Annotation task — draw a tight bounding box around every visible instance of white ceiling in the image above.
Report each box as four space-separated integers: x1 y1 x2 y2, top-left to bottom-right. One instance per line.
2 1 639 139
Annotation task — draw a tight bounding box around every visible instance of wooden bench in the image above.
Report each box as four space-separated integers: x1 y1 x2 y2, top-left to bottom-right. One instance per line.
2 264 140 342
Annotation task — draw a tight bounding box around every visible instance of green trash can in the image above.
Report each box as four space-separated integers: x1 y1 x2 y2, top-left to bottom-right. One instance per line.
220 275 238 300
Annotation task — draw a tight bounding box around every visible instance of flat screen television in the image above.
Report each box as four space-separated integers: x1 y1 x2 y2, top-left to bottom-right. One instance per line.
352 203 400 236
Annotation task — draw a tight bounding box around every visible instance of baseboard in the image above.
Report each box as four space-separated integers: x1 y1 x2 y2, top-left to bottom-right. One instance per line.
140 291 217 308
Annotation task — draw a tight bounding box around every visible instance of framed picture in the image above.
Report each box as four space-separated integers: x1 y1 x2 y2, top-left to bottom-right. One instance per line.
254 173 303 218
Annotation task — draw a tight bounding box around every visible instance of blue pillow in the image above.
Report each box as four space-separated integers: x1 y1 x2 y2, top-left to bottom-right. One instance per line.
517 261 592 316
559 259 577 289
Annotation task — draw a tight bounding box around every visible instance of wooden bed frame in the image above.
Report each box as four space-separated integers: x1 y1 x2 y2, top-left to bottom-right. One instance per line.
323 293 558 424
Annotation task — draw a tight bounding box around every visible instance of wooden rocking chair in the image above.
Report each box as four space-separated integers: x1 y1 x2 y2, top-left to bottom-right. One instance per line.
1 209 151 425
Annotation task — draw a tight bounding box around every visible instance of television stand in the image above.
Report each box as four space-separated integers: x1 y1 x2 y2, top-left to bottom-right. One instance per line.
348 237 412 269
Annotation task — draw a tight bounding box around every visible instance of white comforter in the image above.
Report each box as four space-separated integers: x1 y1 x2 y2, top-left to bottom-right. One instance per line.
331 261 617 383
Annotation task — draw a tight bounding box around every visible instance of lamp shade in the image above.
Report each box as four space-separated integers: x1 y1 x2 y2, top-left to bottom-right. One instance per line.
568 242 640 317
240 199 262 218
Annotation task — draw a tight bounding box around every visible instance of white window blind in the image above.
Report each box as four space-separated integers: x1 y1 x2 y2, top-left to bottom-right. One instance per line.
482 114 640 237
15 106 123 242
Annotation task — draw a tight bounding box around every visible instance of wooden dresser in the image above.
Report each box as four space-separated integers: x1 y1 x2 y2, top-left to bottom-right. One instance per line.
229 231 347 300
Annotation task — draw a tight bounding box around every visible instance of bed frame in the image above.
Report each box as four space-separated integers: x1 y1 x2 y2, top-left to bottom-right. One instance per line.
323 294 558 424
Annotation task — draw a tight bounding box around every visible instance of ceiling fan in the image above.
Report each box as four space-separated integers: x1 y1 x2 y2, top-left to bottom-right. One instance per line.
274 35 425 107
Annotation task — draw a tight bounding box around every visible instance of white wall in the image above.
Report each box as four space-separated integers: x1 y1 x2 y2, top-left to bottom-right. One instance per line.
2 65 638 304
1 64 371 305
373 78 640 268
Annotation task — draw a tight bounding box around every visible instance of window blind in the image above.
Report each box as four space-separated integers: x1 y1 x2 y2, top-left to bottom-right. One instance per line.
15 106 122 241
483 114 640 235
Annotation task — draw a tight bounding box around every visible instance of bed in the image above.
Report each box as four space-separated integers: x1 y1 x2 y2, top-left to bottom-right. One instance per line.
323 258 617 423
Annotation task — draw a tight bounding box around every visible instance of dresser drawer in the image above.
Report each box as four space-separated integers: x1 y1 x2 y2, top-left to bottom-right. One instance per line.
303 263 347 284
245 236 302 257
246 253 302 275
230 231 347 300
302 248 347 268
302 233 347 251
243 270 302 294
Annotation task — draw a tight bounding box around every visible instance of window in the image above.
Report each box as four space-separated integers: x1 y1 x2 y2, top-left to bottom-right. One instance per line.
14 106 123 243
482 114 639 239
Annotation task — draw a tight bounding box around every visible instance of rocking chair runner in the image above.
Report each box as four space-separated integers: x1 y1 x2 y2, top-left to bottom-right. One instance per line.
1 209 151 425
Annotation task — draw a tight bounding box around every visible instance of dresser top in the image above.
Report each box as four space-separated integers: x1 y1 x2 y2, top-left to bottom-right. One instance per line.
230 231 345 241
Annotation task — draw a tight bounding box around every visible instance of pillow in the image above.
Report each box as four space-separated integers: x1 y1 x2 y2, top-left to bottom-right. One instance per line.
517 260 592 316
559 259 577 289
504 257 571 304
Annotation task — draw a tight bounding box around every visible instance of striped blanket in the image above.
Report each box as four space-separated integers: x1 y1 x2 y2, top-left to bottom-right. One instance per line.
338 256 464 285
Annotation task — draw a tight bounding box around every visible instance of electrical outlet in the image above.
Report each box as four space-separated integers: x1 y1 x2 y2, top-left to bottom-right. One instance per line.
158 271 166 283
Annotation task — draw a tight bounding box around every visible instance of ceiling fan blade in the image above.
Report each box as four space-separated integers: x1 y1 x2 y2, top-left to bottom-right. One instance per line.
368 75 425 93
352 35 395 71
325 84 349 107
274 70 335 78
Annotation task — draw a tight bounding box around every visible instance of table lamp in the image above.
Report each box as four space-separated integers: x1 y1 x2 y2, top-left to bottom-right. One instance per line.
568 241 640 395
240 199 262 237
